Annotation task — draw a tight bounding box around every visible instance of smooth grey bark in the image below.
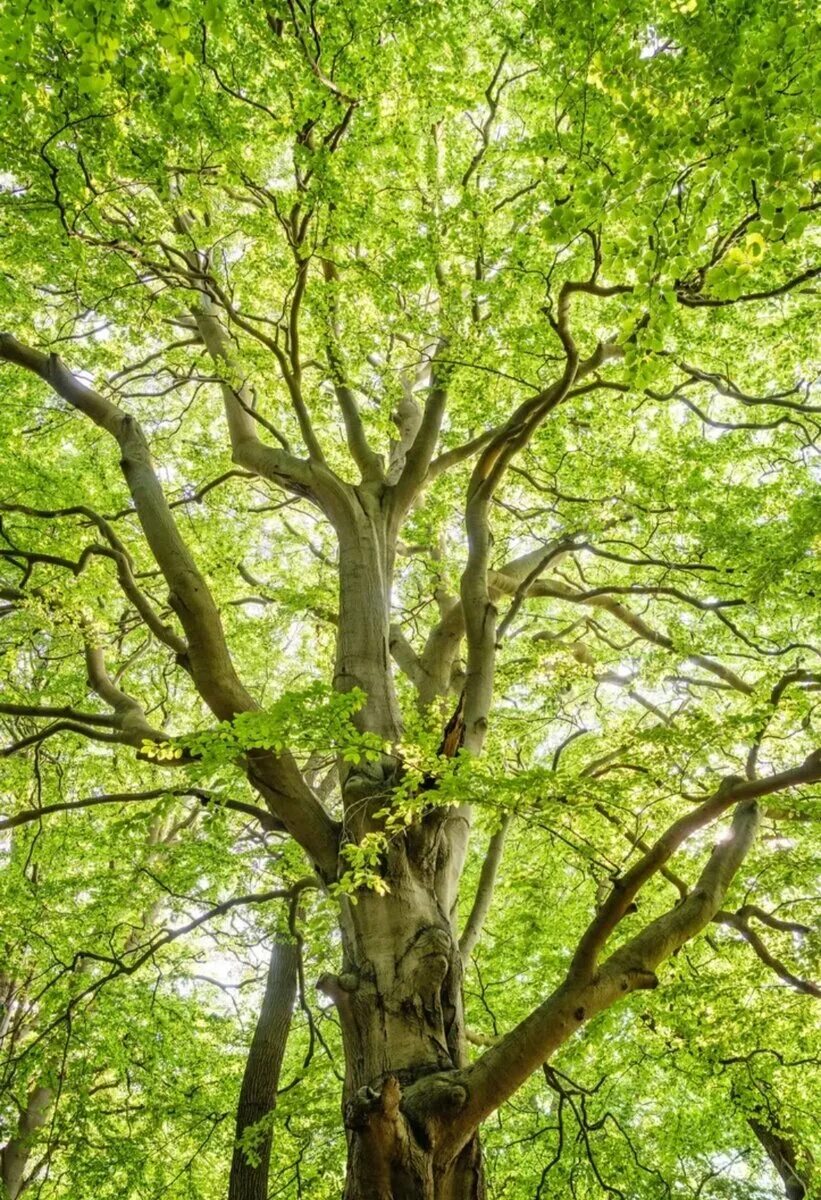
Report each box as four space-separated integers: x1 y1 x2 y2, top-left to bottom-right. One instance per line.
1 1084 53 1200
334 490 402 744
229 940 298 1200
458 814 512 965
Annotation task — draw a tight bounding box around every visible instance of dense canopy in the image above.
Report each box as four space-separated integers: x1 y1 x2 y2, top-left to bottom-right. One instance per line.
0 1 819 1197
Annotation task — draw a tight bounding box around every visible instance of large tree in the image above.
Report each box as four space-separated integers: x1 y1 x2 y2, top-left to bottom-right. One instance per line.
1 1 819 1197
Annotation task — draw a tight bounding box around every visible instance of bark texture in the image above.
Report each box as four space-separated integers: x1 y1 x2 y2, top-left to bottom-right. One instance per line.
325 800 480 1197
344 1073 484 1200
229 940 298 1200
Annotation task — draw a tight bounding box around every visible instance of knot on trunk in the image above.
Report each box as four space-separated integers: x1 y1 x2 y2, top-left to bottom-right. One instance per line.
342 755 401 809
622 967 659 992
346 1074 403 1131
393 926 453 1037
410 1073 469 1117
401 1070 470 1154
317 970 360 1004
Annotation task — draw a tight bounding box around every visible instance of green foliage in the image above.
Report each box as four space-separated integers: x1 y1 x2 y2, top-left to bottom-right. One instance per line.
1 0 819 1195
235 1111 276 1170
150 684 383 767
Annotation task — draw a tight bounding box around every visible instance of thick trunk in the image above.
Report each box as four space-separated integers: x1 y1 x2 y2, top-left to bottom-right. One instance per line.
321 817 482 1199
228 940 298 1200
328 493 484 1194
334 491 402 744
344 1092 484 1200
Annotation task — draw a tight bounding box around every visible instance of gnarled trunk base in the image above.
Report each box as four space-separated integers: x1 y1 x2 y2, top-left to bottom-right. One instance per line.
344 1075 484 1200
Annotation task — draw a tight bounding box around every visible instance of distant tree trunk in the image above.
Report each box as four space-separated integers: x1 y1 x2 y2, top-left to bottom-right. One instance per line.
1 1084 53 1200
228 939 298 1200
748 1116 811 1200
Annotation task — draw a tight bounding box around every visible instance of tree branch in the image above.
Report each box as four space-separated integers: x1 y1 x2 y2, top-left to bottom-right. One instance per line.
715 909 820 999
0 333 341 875
569 755 820 981
446 796 764 1143
0 787 278 833
389 339 451 525
320 259 384 483
0 503 188 657
459 813 512 964
677 265 820 308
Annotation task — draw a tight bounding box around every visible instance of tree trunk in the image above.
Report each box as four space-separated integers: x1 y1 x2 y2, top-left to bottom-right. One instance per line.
1 1084 53 1199
748 1117 811 1200
327 495 484 1196
228 939 298 1200
320 814 483 1199
344 1096 484 1200
334 490 402 744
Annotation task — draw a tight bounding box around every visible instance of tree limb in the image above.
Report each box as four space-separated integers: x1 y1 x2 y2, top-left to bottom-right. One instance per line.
459 813 512 964
0 787 278 833
0 332 340 875
446 796 763 1143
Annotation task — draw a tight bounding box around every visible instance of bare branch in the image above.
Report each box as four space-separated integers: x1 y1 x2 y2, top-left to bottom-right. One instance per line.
1 721 137 758
678 265 820 308
0 787 278 833
459 814 512 964
389 340 456 527
0 702 118 728
715 909 820 998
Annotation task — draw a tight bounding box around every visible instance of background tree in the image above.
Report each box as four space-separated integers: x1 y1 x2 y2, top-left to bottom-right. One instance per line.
0 0 819 1197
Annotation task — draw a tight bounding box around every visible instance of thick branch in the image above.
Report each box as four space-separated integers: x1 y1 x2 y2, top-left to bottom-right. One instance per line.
449 797 762 1142
0 332 251 718
389 339 451 525
0 333 340 873
192 293 332 497
569 754 821 980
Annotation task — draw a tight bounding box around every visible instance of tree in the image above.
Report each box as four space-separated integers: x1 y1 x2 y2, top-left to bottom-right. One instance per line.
0 0 819 1196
